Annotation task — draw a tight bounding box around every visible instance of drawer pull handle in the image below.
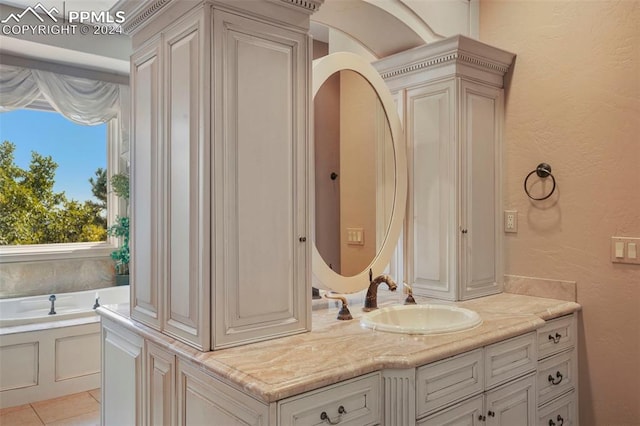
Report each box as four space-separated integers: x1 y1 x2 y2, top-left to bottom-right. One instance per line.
549 333 562 344
548 371 563 385
320 406 346 425
548 414 565 426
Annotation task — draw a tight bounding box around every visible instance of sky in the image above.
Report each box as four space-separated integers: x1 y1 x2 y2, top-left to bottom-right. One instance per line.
0 109 106 203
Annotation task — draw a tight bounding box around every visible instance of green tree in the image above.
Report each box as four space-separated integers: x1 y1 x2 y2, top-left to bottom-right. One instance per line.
0 141 107 245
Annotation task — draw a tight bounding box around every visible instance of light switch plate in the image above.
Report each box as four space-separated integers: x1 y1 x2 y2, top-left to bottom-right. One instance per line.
346 228 364 245
611 237 640 265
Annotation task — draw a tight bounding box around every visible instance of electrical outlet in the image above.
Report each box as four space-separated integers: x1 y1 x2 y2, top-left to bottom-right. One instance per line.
504 210 517 233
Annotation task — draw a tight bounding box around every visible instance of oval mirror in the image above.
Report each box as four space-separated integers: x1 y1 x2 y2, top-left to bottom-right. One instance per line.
312 52 407 294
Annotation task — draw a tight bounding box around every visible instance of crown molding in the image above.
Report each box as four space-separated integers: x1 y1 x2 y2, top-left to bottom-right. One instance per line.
374 35 516 89
268 0 324 14
114 0 323 35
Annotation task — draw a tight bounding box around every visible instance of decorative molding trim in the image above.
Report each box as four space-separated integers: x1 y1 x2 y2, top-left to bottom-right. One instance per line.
379 51 511 80
121 0 171 34
276 0 324 13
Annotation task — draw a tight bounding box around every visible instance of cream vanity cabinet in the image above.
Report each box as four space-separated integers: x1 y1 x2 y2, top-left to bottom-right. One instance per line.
374 36 515 301
126 0 314 351
413 332 537 426
536 313 579 426
101 318 144 426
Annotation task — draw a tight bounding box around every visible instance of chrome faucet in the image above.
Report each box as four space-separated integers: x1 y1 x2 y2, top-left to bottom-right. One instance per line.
363 269 397 311
48 295 56 315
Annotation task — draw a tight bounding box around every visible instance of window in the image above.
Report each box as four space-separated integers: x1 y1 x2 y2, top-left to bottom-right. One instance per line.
0 64 128 263
0 108 123 262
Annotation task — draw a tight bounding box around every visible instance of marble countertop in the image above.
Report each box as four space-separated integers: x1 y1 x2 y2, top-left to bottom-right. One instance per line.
98 291 580 404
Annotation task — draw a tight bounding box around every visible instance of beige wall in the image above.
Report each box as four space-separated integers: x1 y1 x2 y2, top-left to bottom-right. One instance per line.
479 1 640 424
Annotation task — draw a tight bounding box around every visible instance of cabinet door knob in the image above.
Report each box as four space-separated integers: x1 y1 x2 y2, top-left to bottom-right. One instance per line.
548 371 563 385
488 410 495 417
548 415 564 426
478 414 486 421
299 237 307 242
461 229 468 234
320 405 346 424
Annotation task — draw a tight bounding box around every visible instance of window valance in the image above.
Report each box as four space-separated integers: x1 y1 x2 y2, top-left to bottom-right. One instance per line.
0 63 129 159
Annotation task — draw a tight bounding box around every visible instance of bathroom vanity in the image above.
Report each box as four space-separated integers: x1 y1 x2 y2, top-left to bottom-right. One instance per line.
101 1 582 425
99 292 580 425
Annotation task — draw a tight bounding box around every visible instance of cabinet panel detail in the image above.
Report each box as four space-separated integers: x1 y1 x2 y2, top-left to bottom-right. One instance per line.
146 342 176 426
459 81 503 300
538 390 576 426
418 394 483 426
102 320 143 426
0 342 38 391
162 14 210 349
485 332 537 389
537 350 577 406
407 81 456 300
213 9 309 348
383 369 416 426
131 40 162 329
537 314 577 360
177 359 269 426
278 372 381 426
417 348 484 417
55 333 100 381
485 374 536 426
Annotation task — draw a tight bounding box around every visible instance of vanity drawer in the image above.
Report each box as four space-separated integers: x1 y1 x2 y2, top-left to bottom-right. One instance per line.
537 349 577 406
416 349 484 417
537 314 577 360
278 372 380 426
417 394 483 425
485 332 537 389
538 389 577 426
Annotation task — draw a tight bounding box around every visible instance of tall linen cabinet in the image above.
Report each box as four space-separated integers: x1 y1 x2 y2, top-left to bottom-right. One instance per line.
375 36 515 301
125 0 315 351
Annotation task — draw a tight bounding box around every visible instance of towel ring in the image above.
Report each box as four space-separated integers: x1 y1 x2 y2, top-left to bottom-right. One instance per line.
524 163 556 201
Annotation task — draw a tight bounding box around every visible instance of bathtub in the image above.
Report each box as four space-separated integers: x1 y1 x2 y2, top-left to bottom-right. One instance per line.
0 286 129 327
0 286 129 408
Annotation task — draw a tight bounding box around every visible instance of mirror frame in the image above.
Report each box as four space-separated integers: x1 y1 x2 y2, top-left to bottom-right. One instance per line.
312 52 407 294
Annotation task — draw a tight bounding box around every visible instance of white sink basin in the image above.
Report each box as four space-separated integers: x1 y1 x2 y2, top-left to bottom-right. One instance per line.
360 304 482 335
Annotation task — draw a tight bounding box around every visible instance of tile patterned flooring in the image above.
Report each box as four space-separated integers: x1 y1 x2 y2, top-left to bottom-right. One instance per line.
0 389 100 426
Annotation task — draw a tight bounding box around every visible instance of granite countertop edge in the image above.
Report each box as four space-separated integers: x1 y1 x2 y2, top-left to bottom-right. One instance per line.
97 292 581 404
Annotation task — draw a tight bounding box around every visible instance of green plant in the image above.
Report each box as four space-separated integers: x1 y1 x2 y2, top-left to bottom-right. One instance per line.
107 173 130 275
110 173 129 201
108 216 129 275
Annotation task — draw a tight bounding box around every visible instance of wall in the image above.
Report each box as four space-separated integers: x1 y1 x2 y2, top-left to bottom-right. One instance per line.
0 258 115 298
479 1 640 425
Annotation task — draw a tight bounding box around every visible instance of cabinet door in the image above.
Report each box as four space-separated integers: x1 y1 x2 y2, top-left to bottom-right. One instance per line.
131 37 163 330
406 80 458 300
212 9 310 349
146 342 175 426
176 359 270 426
101 319 144 426
458 80 503 300
161 11 211 350
485 374 536 426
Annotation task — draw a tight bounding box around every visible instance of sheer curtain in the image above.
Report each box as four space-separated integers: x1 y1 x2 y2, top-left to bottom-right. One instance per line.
0 64 129 157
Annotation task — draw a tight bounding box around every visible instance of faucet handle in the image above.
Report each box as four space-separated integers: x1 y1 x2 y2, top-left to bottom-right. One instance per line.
403 283 417 305
324 293 353 321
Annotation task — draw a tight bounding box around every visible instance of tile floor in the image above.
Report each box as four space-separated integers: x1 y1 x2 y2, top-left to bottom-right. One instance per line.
0 389 100 426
